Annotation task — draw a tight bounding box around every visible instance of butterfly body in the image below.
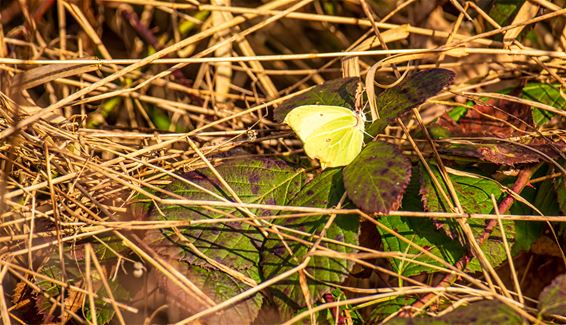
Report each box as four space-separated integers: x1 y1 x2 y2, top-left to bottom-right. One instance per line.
284 105 365 169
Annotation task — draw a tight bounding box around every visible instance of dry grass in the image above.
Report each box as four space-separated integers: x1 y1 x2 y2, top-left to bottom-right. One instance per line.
1 0 566 324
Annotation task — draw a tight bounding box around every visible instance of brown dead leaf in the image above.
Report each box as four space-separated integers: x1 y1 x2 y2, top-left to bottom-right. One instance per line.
436 94 566 165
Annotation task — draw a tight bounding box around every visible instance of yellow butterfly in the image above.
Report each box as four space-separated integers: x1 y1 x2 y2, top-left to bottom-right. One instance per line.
284 105 365 169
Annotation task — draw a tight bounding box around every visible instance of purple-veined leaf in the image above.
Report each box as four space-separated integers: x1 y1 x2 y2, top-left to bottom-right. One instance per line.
261 169 359 319
538 274 566 317
143 158 306 323
367 69 455 136
343 141 412 214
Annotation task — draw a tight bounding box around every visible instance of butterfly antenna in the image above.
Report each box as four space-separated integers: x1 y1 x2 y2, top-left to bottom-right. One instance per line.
362 129 373 139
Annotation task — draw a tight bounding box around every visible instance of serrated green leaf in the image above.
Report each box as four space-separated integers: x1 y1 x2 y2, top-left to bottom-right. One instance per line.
148 158 306 278
366 69 455 136
421 166 503 216
378 168 465 276
522 83 566 126
538 274 566 317
420 165 513 272
343 141 412 213
143 158 305 323
274 78 359 122
379 215 465 277
261 169 360 319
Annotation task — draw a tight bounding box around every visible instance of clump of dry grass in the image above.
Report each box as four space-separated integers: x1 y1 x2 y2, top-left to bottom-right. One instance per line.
1 0 566 324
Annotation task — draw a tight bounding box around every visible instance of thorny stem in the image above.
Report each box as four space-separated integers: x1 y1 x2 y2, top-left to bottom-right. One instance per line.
477 165 540 244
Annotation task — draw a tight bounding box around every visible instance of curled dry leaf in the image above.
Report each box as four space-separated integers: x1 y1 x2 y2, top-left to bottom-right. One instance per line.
436 95 566 165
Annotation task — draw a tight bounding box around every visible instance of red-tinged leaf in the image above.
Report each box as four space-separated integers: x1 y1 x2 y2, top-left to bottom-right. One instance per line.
439 141 566 166
147 158 305 272
538 274 566 317
438 94 533 138
343 141 412 213
433 87 566 165
367 69 455 136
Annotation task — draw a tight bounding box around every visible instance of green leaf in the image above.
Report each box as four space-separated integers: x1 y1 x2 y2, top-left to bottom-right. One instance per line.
508 178 543 254
261 169 360 319
534 178 560 216
148 158 306 277
538 274 566 317
555 174 566 215
379 215 465 277
343 141 412 213
421 166 503 216
367 296 417 323
154 262 264 324
488 0 525 26
447 104 469 122
149 106 172 130
522 83 566 126
143 158 306 323
378 169 465 276
274 78 359 122
367 69 455 136
420 165 513 271
513 220 544 256
297 288 364 324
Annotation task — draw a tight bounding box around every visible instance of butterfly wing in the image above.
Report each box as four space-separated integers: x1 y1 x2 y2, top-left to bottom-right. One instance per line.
284 105 357 141
302 113 364 168
285 105 365 168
